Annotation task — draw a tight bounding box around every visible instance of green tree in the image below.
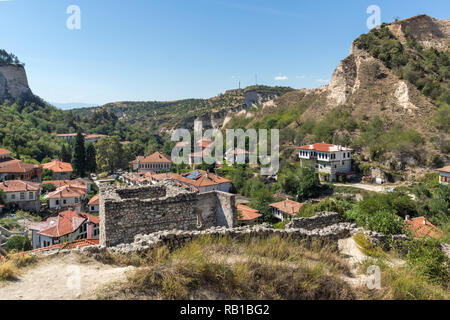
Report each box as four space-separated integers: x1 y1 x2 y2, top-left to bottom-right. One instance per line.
85 143 97 174
4 235 32 253
95 136 128 173
41 183 56 193
72 131 86 177
60 144 72 163
296 165 321 201
42 168 53 181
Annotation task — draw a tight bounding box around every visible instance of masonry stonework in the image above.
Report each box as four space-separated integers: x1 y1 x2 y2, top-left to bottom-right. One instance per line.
99 181 237 247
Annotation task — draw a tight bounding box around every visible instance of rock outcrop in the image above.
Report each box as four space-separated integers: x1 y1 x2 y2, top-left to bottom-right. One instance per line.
0 64 33 101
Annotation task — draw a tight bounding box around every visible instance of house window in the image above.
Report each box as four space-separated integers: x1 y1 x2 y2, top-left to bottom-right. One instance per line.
342 161 345 165
11 194 15 200
56 200 59 205
63 200 67 204
20 193 25 200
29 192 34 200
75 197 79 203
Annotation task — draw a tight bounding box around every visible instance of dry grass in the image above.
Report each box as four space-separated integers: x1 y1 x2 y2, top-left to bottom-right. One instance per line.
0 253 37 282
357 255 449 300
353 232 386 259
97 235 357 300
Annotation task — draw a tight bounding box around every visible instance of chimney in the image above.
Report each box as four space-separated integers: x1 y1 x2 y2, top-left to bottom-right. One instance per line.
75 203 81 215
405 215 410 221
423 218 427 225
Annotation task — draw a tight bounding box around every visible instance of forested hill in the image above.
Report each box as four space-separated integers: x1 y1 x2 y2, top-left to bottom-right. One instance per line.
72 86 294 133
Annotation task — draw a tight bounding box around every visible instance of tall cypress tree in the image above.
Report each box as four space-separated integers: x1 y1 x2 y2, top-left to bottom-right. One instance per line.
85 144 97 174
72 131 86 177
60 144 72 163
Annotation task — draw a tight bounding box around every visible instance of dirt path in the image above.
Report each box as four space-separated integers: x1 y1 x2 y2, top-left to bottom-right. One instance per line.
333 183 387 193
0 254 133 300
338 237 371 288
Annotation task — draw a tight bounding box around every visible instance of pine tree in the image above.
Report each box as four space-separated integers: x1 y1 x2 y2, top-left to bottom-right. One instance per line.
72 131 86 177
85 144 97 174
60 144 72 163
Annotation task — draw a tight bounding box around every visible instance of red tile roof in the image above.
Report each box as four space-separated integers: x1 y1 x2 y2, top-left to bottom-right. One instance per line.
42 160 73 173
437 166 450 174
29 210 99 238
20 239 100 255
0 160 41 173
0 180 41 193
174 170 231 188
41 180 87 191
297 142 352 152
237 204 262 221
88 194 99 206
269 199 304 216
227 148 249 155
404 217 443 239
131 152 172 164
47 185 87 199
0 148 11 156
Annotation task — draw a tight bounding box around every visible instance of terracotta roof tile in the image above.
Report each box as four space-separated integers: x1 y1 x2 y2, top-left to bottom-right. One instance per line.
88 194 99 206
0 180 41 192
131 152 172 164
404 217 443 239
437 166 450 173
237 204 262 221
175 170 231 188
0 160 41 173
269 199 304 216
29 210 99 238
42 160 73 173
47 185 87 199
0 148 11 156
297 142 352 152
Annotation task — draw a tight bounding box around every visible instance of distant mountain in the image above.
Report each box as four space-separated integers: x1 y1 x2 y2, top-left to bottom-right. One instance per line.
50 102 99 110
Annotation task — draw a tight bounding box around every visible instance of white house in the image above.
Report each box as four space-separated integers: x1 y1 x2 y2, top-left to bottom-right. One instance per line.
269 199 304 222
297 142 353 182
437 166 450 184
87 194 99 213
46 185 87 210
0 180 41 212
130 152 172 173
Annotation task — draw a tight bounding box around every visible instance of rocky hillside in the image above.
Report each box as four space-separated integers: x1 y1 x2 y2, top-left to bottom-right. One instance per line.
0 64 33 101
227 15 449 175
73 86 294 134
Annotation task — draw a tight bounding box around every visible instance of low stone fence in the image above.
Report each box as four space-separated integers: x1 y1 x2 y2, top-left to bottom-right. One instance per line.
286 212 339 230
90 221 358 255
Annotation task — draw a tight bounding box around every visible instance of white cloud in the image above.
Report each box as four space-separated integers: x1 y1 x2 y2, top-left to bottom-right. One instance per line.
316 78 330 84
296 75 306 79
274 75 288 81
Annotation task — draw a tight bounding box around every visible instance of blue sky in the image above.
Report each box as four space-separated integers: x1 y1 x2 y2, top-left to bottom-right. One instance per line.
0 0 448 105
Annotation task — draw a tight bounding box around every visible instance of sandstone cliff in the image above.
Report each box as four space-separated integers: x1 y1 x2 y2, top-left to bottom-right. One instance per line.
0 64 33 101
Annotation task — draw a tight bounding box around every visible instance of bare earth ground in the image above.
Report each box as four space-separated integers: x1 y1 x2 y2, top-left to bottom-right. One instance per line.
0 254 133 300
338 237 370 287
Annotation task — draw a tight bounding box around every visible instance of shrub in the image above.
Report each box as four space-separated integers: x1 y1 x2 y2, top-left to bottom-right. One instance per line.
4 235 32 253
41 183 56 193
406 238 449 286
0 261 17 281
